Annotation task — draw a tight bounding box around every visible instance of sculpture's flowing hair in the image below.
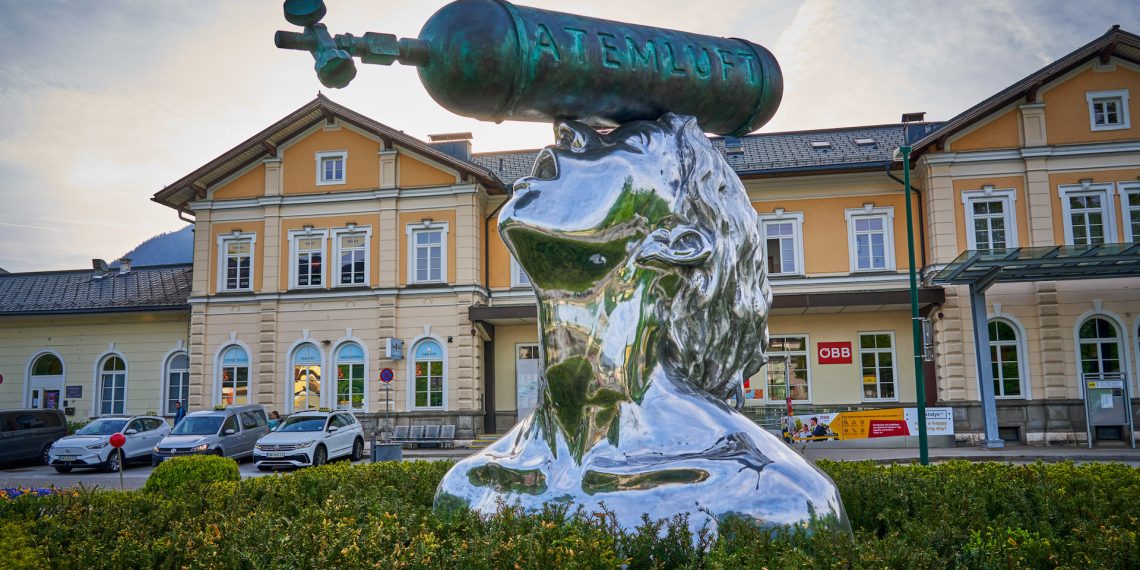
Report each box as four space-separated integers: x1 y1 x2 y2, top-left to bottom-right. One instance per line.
662 114 772 402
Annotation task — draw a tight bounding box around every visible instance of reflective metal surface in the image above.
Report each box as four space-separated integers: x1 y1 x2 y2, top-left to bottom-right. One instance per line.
276 0 783 136
435 114 848 535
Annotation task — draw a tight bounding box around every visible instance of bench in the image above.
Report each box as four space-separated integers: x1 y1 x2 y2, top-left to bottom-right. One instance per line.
394 424 457 448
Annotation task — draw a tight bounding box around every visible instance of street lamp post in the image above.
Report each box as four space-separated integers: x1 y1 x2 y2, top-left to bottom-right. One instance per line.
898 114 930 466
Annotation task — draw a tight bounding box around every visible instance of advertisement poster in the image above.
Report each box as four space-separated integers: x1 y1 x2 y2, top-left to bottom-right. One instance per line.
784 407 953 442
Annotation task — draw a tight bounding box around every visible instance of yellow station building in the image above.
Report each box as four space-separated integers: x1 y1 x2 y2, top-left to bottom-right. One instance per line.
1 27 1138 445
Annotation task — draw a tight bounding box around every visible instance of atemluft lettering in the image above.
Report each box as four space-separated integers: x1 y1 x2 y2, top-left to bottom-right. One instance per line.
532 21 758 84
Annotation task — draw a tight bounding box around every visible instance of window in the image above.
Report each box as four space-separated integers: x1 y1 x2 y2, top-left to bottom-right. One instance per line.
290 230 326 289
1086 89 1130 131
1121 183 1140 243
988 320 1023 398
217 233 255 292
412 339 444 408
221 414 238 434
316 151 347 185
219 346 249 406
335 343 366 411
292 344 322 412
97 355 127 415
845 206 895 272
332 227 370 287
859 333 896 401
407 221 449 284
164 352 189 415
28 353 63 410
1078 317 1122 376
1059 184 1116 245
758 212 804 276
962 188 1018 250
32 354 62 376
239 411 260 430
510 255 531 288
765 336 810 402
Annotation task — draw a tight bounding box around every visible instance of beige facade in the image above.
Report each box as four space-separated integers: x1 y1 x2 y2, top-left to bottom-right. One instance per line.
0 311 189 418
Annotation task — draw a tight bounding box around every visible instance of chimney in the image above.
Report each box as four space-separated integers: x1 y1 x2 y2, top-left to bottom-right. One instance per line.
92 259 110 272
427 132 473 161
118 258 132 275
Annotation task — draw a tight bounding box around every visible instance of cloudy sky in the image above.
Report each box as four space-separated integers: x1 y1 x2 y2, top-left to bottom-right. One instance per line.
1 0 1138 272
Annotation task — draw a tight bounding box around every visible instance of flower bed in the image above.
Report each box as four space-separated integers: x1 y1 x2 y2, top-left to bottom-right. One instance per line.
0 459 1137 568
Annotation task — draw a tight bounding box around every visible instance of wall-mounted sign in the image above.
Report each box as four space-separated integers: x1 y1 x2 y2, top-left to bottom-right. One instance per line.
66 385 83 398
817 342 852 364
385 338 404 360
379 368 394 384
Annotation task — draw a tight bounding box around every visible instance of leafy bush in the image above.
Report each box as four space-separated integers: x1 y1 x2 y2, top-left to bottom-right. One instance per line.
66 420 89 434
142 455 240 495
0 459 1136 568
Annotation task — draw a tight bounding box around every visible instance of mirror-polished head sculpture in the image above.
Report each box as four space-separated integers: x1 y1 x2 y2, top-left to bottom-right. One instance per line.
436 114 847 535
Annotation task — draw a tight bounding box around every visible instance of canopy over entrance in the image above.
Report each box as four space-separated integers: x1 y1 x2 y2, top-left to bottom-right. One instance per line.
933 243 1140 448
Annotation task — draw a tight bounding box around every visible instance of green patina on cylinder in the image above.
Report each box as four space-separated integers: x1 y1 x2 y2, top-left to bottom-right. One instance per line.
277 0 783 136
416 0 783 136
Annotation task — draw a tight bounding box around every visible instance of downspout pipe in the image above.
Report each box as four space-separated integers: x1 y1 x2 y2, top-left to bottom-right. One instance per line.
886 160 928 280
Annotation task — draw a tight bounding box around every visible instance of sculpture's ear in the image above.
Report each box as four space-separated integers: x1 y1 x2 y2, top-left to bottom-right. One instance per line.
636 226 712 268
554 119 601 153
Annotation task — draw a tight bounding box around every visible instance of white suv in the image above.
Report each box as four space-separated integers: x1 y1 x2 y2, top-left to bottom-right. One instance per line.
253 411 364 470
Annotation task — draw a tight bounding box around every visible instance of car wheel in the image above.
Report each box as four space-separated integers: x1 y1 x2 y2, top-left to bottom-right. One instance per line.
312 445 327 467
104 450 121 473
214 449 224 457
54 466 73 474
40 444 52 465
350 438 364 461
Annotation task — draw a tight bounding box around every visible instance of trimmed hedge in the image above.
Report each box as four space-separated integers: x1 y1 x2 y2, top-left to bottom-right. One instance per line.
0 459 1136 568
143 455 240 495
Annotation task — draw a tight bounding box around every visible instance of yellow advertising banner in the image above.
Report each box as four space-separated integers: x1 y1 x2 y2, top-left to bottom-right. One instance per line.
832 408 905 440
783 407 953 442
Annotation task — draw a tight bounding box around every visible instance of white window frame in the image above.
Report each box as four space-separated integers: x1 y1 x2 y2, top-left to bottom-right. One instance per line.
1058 183 1117 245
844 205 896 272
407 336 448 410
1120 181 1140 243
289 342 325 413
764 335 812 404
1086 89 1131 131
406 221 449 284
214 342 252 407
858 331 899 403
289 228 328 290
331 226 372 287
315 150 348 186
216 232 257 292
333 341 367 412
987 318 1027 399
163 351 190 416
962 187 1019 250
757 210 805 276
94 353 128 416
510 255 531 288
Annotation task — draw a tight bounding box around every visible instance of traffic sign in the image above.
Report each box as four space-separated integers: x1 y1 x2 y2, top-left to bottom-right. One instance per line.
380 368 394 383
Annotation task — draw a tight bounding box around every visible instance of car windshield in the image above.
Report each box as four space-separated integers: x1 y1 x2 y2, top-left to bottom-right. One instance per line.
76 419 128 436
278 417 326 432
171 416 224 436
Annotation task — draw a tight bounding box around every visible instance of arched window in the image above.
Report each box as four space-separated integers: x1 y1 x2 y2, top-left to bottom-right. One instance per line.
988 320 1023 398
98 356 127 415
29 353 64 409
292 344 322 411
165 352 189 415
335 343 365 410
412 339 444 408
1078 317 1122 376
219 346 250 406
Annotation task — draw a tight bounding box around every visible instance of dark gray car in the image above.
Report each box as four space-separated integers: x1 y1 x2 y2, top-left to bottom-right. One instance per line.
152 405 269 464
0 409 67 464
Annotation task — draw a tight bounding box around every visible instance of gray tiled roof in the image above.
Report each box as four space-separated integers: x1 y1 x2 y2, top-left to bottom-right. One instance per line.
472 123 944 186
0 264 192 315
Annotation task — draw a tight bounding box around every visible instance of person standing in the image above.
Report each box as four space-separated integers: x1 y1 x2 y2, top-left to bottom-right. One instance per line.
173 401 187 427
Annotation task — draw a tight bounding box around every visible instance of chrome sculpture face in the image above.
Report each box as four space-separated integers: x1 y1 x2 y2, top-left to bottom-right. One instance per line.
435 114 848 535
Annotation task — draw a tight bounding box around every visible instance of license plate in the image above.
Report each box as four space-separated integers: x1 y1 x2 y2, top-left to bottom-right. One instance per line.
162 456 172 462
59 455 77 462
267 452 285 458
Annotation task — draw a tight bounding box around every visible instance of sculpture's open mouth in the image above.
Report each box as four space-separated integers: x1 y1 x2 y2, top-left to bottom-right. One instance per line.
531 148 558 180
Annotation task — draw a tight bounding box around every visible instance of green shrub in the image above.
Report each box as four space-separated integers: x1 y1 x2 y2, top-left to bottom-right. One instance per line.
142 455 239 495
66 420 89 434
1 459 1137 569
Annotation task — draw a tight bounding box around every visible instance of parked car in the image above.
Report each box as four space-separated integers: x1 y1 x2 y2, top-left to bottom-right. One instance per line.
47 415 170 473
152 405 269 464
253 411 364 471
0 408 67 465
